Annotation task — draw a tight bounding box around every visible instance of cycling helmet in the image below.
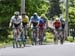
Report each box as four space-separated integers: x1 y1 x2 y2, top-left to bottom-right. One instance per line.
55 18 59 21
14 11 19 16
41 14 45 18
22 12 26 15
39 19 44 23
33 13 37 16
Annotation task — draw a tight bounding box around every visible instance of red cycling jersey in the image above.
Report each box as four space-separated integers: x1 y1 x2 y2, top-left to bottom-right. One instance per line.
53 21 61 29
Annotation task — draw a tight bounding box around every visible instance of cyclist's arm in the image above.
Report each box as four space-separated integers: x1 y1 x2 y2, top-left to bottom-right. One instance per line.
26 16 29 26
53 22 55 27
29 16 33 23
26 16 29 23
9 17 13 28
21 21 23 28
29 17 33 27
37 17 40 26
45 20 48 28
20 17 23 28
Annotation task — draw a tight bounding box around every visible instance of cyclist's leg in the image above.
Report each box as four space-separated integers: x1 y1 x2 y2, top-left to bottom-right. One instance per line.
38 28 41 44
60 30 64 44
19 26 26 47
54 29 59 44
34 27 37 45
31 27 34 45
39 29 44 45
41 28 44 44
13 29 16 48
15 28 22 48
43 27 45 42
21 28 26 47
36 27 39 44
43 25 46 37
24 25 27 39
32 27 37 45
13 29 19 48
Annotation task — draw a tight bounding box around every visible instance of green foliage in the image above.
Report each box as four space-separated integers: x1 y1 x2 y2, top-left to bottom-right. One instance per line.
45 32 54 43
0 28 10 42
0 0 20 42
25 0 49 17
67 36 74 42
68 0 75 29
0 0 49 42
48 0 62 18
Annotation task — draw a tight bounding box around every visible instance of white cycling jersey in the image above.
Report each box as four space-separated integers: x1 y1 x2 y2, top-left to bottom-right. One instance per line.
9 15 22 28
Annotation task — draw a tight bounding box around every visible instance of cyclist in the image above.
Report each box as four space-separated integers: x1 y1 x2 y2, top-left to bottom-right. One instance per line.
59 15 65 31
59 15 65 44
21 12 29 40
9 11 22 48
53 18 61 30
40 14 48 36
53 18 61 44
38 17 45 44
38 14 47 45
29 13 40 45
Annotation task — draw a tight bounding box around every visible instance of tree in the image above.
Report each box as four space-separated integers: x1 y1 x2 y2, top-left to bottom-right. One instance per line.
68 0 75 29
48 0 62 19
0 0 49 42
0 0 20 42
25 0 49 17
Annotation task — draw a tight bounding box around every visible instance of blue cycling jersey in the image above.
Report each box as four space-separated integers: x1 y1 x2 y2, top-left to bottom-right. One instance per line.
30 16 40 23
39 18 46 24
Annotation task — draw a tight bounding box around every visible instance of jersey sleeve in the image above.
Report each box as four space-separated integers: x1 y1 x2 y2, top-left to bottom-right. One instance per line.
9 16 14 27
30 16 33 23
37 16 40 23
19 16 23 27
26 16 29 23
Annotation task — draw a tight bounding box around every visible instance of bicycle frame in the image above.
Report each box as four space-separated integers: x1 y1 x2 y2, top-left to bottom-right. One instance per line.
32 27 37 45
23 25 27 39
13 28 21 48
39 28 44 45
54 29 64 44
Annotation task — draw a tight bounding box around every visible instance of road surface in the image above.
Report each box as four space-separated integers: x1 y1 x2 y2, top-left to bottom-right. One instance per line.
0 43 75 56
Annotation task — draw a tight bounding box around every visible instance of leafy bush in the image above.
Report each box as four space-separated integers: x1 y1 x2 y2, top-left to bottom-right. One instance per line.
0 29 10 42
67 36 74 42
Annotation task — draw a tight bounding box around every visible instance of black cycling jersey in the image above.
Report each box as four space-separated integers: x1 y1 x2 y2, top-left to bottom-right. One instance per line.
13 23 21 28
22 22 27 27
32 22 38 27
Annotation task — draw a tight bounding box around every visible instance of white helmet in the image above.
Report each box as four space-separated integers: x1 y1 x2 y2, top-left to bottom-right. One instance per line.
14 11 19 15
33 13 38 16
56 18 59 20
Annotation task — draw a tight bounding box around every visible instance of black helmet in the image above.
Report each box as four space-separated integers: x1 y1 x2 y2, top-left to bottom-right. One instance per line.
22 12 26 15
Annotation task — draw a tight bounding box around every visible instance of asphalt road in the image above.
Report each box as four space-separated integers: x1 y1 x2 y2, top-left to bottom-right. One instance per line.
0 43 75 56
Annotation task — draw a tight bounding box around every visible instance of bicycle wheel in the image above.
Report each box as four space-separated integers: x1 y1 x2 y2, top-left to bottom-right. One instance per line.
13 29 22 48
60 31 64 44
32 28 37 45
39 30 44 45
54 31 59 44
20 31 26 47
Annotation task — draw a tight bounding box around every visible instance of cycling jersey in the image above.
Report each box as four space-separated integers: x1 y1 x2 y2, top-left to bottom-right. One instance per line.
30 16 40 27
14 23 21 28
22 15 29 24
10 15 22 28
38 18 45 29
22 15 29 27
53 20 61 29
60 19 65 30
